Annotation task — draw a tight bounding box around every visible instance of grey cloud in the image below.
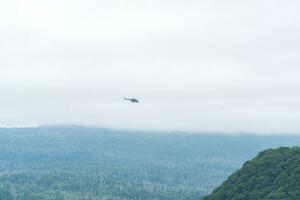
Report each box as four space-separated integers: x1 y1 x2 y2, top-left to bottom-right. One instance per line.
0 0 300 133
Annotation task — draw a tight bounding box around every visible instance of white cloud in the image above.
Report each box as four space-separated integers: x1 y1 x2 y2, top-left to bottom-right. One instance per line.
0 0 300 133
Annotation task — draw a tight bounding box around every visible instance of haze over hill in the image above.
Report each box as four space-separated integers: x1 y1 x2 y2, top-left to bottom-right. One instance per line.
0 126 299 199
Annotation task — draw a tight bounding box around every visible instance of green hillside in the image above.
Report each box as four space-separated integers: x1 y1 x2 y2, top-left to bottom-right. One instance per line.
202 147 300 200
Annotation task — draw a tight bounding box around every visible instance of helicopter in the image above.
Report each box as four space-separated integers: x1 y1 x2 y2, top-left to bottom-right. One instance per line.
124 97 139 103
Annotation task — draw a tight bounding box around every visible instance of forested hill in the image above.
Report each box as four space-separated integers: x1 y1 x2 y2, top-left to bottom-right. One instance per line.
202 147 300 200
0 126 300 200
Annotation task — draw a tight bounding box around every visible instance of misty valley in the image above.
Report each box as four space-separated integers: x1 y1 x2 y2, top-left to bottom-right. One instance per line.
2 0 299 199
0 126 299 200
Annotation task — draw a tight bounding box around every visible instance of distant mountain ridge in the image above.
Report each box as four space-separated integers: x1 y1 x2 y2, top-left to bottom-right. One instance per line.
0 126 300 199
202 147 300 200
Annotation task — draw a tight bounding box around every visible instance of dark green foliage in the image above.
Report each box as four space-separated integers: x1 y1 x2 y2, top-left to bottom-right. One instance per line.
0 126 300 199
202 147 300 200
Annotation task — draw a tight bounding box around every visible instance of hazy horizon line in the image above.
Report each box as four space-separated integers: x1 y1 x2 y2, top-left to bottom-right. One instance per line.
0 124 299 136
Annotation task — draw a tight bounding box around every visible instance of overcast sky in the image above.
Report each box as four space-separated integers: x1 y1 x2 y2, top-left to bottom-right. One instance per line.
1 0 300 133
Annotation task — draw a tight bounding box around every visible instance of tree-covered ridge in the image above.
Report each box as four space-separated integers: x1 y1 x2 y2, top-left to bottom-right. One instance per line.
202 147 300 200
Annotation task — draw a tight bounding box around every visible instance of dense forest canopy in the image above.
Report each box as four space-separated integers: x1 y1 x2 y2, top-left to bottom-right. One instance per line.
0 126 299 200
202 147 300 200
